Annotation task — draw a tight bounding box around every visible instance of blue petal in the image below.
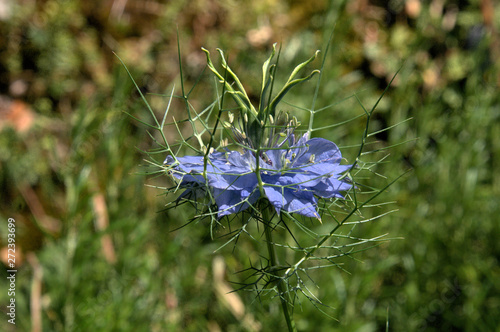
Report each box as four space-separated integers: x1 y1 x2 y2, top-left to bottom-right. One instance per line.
262 174 319 218
312 178 352 199
164 155 175 165
208 172 258 191
294 137 342 166
332 164 352 175
282 188 319 218
225 150 254 170
263 185 285 215
214 187 259 217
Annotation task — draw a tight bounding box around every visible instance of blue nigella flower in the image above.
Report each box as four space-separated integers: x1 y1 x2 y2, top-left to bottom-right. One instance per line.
164 127 352 220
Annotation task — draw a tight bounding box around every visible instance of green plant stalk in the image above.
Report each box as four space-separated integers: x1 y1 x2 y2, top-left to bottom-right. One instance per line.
262 206 297 332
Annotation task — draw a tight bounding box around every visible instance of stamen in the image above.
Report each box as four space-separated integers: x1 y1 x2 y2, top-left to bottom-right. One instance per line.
262 152 272 165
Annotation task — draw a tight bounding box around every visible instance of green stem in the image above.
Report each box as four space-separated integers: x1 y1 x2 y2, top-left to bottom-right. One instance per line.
262 206 297 332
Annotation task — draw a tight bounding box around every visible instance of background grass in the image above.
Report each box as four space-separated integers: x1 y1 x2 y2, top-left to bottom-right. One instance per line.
1 0 499 331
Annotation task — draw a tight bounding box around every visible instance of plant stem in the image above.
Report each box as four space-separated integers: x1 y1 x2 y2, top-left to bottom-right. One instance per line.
262 206 297 332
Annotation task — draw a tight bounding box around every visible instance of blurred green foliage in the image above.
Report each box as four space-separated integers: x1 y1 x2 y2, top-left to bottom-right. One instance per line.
1 0 499 331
